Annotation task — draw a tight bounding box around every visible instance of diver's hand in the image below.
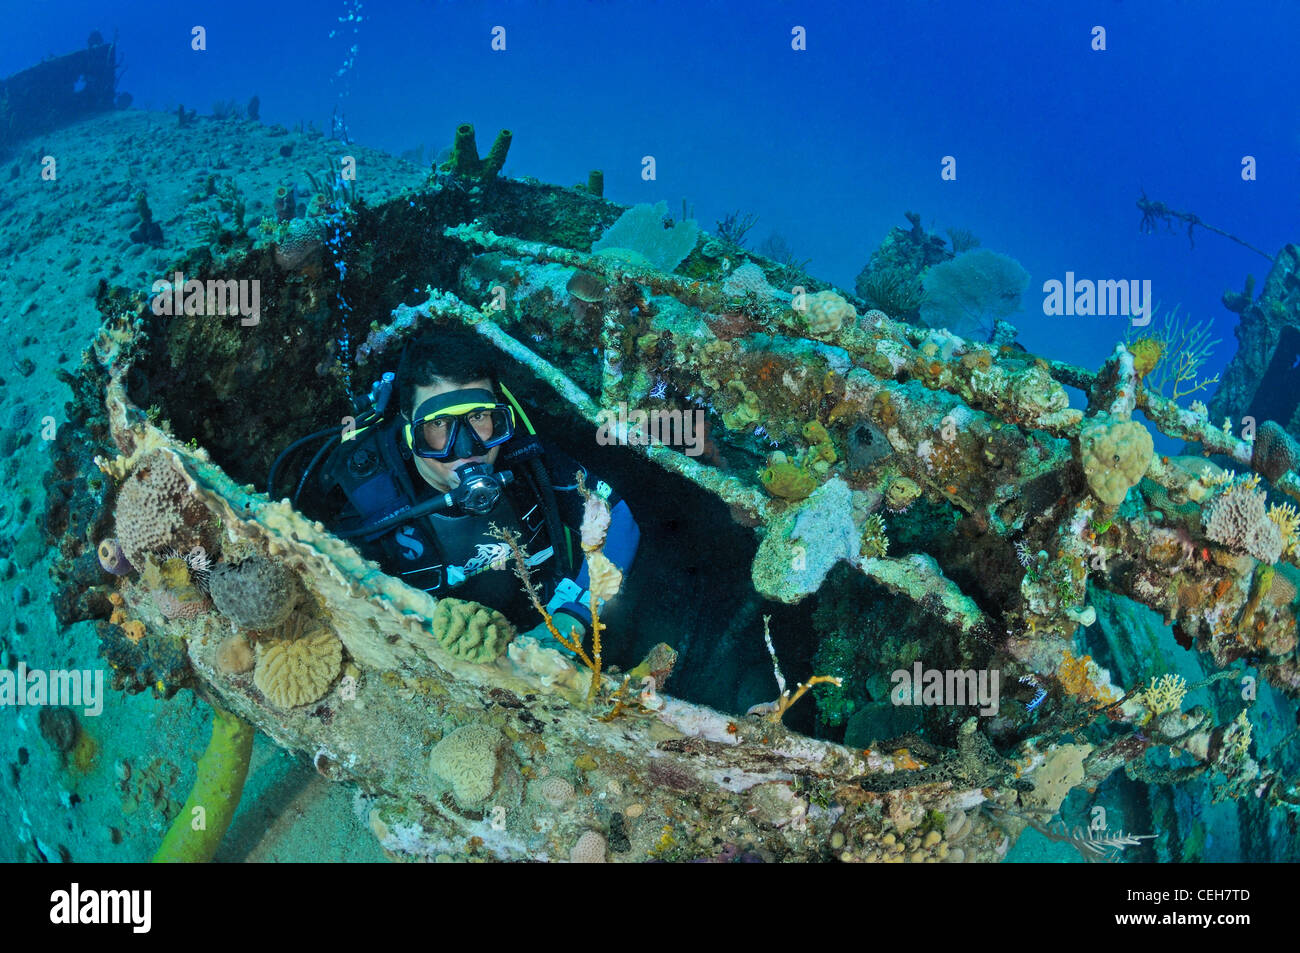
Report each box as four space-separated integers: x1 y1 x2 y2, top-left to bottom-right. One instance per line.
521 612 585 658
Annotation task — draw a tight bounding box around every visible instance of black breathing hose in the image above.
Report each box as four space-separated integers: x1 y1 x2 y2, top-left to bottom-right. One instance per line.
267 425 343 497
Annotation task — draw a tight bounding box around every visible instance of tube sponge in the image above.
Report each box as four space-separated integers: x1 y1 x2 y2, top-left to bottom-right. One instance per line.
152 706 253 863
1079 417 1154 505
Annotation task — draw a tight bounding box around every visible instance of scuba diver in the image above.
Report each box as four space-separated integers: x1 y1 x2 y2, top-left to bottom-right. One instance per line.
273 326 639 649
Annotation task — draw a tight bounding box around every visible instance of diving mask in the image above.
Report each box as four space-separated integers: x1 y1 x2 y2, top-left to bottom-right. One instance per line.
403 387 516 460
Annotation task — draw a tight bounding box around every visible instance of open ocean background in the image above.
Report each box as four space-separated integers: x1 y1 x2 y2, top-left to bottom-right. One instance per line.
6 0 1297 376
1 0 1298 866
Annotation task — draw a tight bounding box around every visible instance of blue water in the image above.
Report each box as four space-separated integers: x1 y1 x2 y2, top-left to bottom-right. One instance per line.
3 0 1299 867
7 0 1297 375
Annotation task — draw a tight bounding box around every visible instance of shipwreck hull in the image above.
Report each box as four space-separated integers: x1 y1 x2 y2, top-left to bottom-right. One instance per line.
46 154 1300 862
75 358 1005 863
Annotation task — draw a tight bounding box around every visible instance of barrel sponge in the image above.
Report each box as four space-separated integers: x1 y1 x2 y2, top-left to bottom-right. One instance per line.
113 454 214 568
1205 484 1284 564
209 555 300 629
1252 421 1300 483
253 625 342 709
429 723 504 808
1079 417 1154 505
432 598 516 663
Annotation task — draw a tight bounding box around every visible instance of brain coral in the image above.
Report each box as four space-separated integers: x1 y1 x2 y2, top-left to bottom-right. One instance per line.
429 723 504 808
1252 421 1300 483
1079 417 1154 505
113 454 215 569
1205 484 1283 564
431 598 516 663
253 624 343 708
209 554 300 629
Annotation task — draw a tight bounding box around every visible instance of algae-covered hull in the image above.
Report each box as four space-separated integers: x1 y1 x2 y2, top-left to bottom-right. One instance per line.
46 155 1300 861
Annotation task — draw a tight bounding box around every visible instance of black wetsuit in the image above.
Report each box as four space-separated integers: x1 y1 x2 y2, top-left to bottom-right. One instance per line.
316 416 639 631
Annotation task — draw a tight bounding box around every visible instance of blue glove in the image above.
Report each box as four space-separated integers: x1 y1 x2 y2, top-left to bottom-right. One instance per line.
520 612 585 659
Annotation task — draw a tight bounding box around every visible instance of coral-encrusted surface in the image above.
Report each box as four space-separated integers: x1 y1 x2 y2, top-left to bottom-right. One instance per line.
39 121 1300 863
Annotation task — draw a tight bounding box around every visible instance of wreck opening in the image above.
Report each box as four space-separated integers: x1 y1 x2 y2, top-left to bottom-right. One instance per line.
116 186 830 727
53 128 1299 863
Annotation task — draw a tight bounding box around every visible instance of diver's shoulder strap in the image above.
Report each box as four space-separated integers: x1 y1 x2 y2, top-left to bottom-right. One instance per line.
318 418 416 534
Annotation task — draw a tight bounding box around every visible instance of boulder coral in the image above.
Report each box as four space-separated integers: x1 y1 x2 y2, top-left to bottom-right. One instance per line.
803 290 855 336
569 829 607 863
1079 416 1154 506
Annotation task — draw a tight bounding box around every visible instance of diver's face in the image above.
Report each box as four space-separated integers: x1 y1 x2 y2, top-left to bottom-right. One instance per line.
406 377 501 492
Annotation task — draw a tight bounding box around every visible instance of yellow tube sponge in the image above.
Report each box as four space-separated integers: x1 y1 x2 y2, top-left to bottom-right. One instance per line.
152 706 253 863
